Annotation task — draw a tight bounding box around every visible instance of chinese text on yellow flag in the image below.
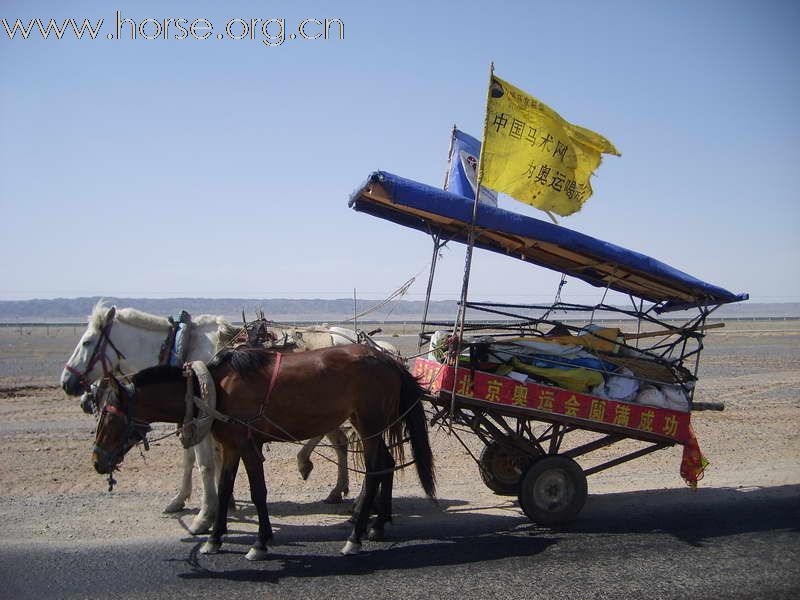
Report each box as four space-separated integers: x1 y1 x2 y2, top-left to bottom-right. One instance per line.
479 75 620 217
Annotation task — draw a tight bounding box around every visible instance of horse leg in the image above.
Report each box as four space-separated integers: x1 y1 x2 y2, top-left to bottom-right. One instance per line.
241 443 273 561
348 478 382 524
323 427 349 504
213 439 236 513
200 442 239 555
188 436 218 535
296 436 320 481
164 446 194 513
368 439 394 542
347 486 364 524
341 438 381 555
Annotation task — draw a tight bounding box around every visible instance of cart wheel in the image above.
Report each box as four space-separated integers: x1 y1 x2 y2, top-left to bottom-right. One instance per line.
479 440 536 496
518 455 587 525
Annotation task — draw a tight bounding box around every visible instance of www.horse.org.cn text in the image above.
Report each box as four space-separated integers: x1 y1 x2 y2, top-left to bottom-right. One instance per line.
1 12 345 47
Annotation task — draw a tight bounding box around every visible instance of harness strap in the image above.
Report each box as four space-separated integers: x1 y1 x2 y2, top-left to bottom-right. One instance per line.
181 354 283 442
180 361 223 448
246 352 282 442
264 352 282 406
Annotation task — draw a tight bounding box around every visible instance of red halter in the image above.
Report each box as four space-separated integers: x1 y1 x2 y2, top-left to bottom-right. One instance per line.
103 403 128 421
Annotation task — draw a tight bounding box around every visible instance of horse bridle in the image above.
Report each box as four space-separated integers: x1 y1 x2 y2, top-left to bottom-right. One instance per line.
92 378 151 489
65 310 126 393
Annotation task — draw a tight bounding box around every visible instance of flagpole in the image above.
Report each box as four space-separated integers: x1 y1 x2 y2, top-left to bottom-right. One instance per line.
450 62 494 413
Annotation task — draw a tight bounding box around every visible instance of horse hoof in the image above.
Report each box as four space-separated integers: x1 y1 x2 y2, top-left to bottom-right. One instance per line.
199 541 221 555
189 516 213 535
245 546 269 561
323 492 344 504
368 527 384 542
298 461 313 481
163 499 186 514
340 540 362 555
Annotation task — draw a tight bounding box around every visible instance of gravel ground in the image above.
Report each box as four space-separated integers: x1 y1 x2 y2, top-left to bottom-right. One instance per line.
1 321 798 546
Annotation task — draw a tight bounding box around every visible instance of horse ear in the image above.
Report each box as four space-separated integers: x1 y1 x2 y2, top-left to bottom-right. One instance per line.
107 306 117 323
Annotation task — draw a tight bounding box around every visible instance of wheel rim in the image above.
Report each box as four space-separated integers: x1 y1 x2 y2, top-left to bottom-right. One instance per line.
531 468 574 512
490 446 525 485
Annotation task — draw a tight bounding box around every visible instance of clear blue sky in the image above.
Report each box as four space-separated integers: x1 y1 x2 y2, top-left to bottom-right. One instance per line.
1 0 798 305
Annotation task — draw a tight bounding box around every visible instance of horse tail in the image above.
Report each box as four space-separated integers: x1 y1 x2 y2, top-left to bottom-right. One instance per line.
397 364 437 499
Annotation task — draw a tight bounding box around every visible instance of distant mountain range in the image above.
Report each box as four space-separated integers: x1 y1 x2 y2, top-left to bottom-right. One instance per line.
0 297 797 323
0 297 458 323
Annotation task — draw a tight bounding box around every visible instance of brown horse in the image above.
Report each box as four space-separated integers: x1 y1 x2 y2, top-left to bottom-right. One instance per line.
92 344 436 559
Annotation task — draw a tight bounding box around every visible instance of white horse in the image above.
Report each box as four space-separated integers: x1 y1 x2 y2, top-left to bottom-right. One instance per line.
60 302 357 533
274 324 401 483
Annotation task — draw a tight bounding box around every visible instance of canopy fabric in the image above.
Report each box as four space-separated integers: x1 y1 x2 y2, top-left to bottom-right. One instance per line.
349 171 748 312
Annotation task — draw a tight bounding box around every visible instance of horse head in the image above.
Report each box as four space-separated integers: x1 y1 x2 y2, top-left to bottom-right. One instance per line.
61 303 121 396
92 378 151 475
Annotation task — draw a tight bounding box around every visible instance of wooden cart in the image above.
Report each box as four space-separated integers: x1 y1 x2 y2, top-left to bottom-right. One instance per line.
350 171 748 524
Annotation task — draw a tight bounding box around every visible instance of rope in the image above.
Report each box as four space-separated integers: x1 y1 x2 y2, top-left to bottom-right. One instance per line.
400 347 439 361
232 391 424 449
351 276 416 321
540 274 568 323
145 426 184 445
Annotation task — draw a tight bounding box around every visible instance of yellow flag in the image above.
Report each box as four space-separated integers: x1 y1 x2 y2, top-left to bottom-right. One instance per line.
479 75 620 217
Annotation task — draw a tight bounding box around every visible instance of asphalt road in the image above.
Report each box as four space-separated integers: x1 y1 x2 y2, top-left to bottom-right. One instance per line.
2 484 798 600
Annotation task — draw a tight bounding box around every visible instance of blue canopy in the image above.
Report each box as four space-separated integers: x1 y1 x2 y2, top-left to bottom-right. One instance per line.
349 171 748 312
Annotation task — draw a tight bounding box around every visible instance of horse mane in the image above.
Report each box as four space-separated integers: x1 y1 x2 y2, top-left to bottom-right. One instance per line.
116 308 172 331
130 364 185 388
211 347 274 380
88 299 111 332
195 315 232 328
215 322 242 349
90 300 234 342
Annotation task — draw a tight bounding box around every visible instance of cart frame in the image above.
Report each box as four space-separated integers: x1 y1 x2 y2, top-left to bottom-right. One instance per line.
350 170 747 523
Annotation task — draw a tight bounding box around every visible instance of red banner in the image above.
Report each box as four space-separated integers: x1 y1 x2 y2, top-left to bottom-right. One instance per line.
413 357 706 486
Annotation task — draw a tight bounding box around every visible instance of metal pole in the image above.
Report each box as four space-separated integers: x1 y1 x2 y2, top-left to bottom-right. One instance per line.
450 62 495 413
353 288 357 332
418 124 456 351
418 233 442 351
